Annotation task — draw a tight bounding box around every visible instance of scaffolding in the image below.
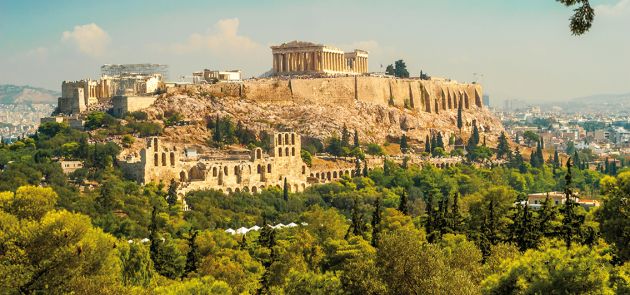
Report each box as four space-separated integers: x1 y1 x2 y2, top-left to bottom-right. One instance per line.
101 64 169 80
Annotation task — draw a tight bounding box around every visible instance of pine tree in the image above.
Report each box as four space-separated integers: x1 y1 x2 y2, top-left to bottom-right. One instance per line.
402 156 409 169
425 135 431 153
430 134 437 153
538 193 557 238
355 157 362 177
184 230 199 277
425 192 435 241
553 148 560 168
371 196 383 247
496 132 510 159
398 190 409 215
513 202 538 251
400 134 408 154
353 129 359 148
457 99 463 132
166 179 178 206
283 177 289 202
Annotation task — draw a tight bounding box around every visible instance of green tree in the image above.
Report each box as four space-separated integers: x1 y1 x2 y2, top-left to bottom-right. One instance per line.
371 196 383 247
496 132 511 159
400 134 408 154
385 64 395 76
557 0 594 36
184 230 200 277
120 242 154 287
167 179 178 206
283 177 289 202
353 129 360 148
397 190 408 215
457 99 463 132
341 124 351 147
560 158 585 248
596 172 630 262
394 59 410 78
482 242 616 294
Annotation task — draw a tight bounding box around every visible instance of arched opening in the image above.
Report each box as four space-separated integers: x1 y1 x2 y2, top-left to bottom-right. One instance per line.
302 166 306 174
285 147 289 157
212 167 217 177
256 149 262 159
252 186 258 193
227 188 233 194
278 148 282 157
257 164 262 174
327 172 332 180
179 171 186 182
291 147 295 156
235 188 240 193
153 138 158 152
267 164 272 173
278 134 283 145
291 134 295 145
285 134 289 145
301 183 306 190
170 152 175 166
243 187 249 192
161 153 167 166
293 184 299 192
333 171 338 178
154 153 159 166
224 166 228 176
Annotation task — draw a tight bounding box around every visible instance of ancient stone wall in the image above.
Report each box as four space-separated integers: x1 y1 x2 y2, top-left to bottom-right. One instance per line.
111 95 158 117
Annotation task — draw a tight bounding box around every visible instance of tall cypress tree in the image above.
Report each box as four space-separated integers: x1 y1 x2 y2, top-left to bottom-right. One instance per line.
425 192 435 242
450 193 462 233
212 115 221 143
496 132 510 159
436 132 444 149
167 179 178 206
371 196 383 247
425 135 431 153
282 178 289 202
341 124 351 147
430 134 437 153
362 161 368 177
149 206 160 269
400 134 408 154
184 230 199 277
350 198 366 237
553 148 560 168
457 99 463 132
560 157 584 248
353 129 360 148
398 191 409 215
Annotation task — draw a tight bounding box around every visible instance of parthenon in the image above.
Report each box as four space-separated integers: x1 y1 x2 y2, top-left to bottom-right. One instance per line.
271 41 368 76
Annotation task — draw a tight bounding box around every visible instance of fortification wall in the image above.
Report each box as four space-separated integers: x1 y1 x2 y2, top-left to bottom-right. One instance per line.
169 77 482 114
290 77 355 104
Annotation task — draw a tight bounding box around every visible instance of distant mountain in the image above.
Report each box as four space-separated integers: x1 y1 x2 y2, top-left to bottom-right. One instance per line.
544 92 630 114
0 84 59 104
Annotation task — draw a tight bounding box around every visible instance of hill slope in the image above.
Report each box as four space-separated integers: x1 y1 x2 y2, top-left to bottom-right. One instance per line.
0 84 59 104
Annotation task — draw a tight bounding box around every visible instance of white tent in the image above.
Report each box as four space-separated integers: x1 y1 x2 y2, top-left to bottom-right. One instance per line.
236 227 250 235
286 222 298 228
249 225 261 231
225 228 236 235
273 223 285 229
300 222 309 226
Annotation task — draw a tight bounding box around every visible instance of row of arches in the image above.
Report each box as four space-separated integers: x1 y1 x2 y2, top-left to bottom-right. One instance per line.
277 146 296 157
154 152 175 167
276 133 296 146
310 169 354 182
216 182 307 195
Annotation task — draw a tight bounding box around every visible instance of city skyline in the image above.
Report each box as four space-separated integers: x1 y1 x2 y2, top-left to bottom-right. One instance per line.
1 0 629 102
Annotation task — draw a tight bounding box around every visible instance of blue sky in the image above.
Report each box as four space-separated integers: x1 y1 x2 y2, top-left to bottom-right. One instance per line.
1 0 629 103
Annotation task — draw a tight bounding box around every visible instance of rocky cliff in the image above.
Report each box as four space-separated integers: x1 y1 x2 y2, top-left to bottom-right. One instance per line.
144 83 504 149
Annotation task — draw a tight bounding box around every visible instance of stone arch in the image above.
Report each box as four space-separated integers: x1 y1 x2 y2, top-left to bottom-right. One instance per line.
256 149 262 159
285 147 289 157
257 164 262 174
292 147 295 156
154 153 159 166
278 133 283 145
278 147 282 157
235 188 240 193
301 183 306 190
291 133 295 145
243 186 249 192
316 172 320 178
333 171 337 178
259 185 265 192
293 184 299 192
179 171 186 182
224 166 228 176
227 188 233 194
170 152 175 166
285 134 289 145
267 164 272 173
153 138 158 152
161 153 167 166
212 167 217 177
252 186 258 193
302 165 306 174
327 171 331 180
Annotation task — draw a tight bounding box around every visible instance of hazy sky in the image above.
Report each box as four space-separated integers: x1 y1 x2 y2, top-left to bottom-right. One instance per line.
1 0 629 103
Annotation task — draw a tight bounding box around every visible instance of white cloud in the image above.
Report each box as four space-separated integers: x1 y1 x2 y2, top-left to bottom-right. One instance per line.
596 0 630 16
25 47 48 59
61 23 110 57
170 18 260 54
